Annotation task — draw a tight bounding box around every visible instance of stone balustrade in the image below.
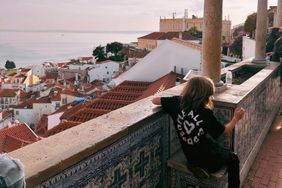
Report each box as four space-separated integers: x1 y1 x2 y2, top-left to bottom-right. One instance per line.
10 60 281 187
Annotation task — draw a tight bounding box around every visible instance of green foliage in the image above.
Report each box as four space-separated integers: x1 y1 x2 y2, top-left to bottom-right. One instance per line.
232 25 244 38
229 32 246 58
244 13 256 38
93 42 126 62
92 45 107 62
5 60 16 70
106 42 123 56
185 27 202 38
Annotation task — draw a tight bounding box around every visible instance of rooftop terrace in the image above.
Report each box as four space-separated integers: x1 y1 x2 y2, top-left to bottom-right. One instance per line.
8 60 282 187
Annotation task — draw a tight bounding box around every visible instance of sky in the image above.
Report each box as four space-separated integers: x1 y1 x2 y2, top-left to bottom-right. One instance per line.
0 0 279 31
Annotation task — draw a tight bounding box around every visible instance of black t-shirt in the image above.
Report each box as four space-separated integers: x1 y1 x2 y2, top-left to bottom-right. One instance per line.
161 96 226 163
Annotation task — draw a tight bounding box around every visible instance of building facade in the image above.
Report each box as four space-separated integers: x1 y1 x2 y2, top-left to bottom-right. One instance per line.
159 17 231 43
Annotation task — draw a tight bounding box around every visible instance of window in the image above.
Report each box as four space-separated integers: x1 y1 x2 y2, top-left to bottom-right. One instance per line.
15 111 19 115
55 102 60 109
107 71 109 74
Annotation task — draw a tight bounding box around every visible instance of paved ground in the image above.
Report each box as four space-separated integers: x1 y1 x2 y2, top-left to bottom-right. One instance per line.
243 107 282 188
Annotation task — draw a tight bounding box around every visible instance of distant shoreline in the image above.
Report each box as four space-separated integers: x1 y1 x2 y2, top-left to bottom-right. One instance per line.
0 29 152 34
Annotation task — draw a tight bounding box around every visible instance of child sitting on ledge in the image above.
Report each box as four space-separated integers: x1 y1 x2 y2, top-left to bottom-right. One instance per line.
152 76 245 188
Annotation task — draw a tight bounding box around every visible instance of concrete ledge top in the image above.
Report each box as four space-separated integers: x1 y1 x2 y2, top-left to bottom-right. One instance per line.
9 94 169 186
214 60 280 107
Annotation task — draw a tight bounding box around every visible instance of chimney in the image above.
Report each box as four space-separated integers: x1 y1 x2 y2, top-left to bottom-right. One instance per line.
176 77 181 86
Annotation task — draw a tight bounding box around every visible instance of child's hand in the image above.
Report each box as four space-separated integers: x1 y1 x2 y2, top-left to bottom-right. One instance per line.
234 107 245 121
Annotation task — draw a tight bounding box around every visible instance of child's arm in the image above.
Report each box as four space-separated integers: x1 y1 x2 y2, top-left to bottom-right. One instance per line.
152 97 161 105
224 107 245 136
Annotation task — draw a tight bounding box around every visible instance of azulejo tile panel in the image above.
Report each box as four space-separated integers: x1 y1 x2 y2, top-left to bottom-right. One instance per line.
234 72 281 168
35 116 169 188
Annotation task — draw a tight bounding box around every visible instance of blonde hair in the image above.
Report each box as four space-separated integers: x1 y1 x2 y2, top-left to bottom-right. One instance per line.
180 76 215 111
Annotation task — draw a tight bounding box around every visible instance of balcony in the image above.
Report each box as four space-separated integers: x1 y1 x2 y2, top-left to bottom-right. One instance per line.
10 60 281 187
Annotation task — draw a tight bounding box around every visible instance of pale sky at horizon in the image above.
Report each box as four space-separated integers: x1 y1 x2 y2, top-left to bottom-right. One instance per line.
0 0 278 31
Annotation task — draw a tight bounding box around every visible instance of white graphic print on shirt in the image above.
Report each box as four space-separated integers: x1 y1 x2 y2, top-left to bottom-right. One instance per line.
176 110 205 145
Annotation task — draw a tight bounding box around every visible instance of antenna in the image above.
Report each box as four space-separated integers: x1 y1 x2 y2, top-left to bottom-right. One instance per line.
184 9 188 18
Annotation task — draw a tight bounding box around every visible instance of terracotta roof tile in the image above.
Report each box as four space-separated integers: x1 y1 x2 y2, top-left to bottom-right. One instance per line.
60 101 91 120
0 123 39 153
138 32 166 40
138 32 198 41
34 114 48 136
80 56 93 61
171 39 202 51
0 110 13 122
51 72 178 135
68 109 110 122
43 121 80 137
14 98 35 109
51 93 61 101
86 99 131 111
138 71 177 99
0 89 17 97
100 92 141 101
34 96 51 104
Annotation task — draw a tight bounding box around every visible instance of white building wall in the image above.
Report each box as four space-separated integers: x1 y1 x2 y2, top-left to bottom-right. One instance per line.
32 64 45 77
33 103 53 124
242 36 256 60
88 61 119 82
1 83 20 89
113 40 202 85
61 94 77 105
14 108 36 127
47 112 64 130
68 64 96 70
0 117 12 129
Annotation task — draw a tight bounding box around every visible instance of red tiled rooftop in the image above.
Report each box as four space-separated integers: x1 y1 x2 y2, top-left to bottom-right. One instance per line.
100 92 142 101
14 98 36 109
0 89 17 97
43 121 81 137
60 101 92 120
138 72 177 99
138 32 166 40
80 56 93 61
34 114 48 136
47 72 179 135
172 38 202 51
46 72 58 79
86 99 131 111
138 32 198 41
0 110 13 122
51 93 61 101
0 124 39 153
68 108 110 123
33 96 51 104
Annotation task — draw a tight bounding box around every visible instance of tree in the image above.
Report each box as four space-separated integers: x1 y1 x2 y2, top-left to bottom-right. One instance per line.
5 60 16 69
244 13 257 38
185 27 202 38
106 42 123 56
232 25 244 38
228 32 246 58
93 45 107 62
